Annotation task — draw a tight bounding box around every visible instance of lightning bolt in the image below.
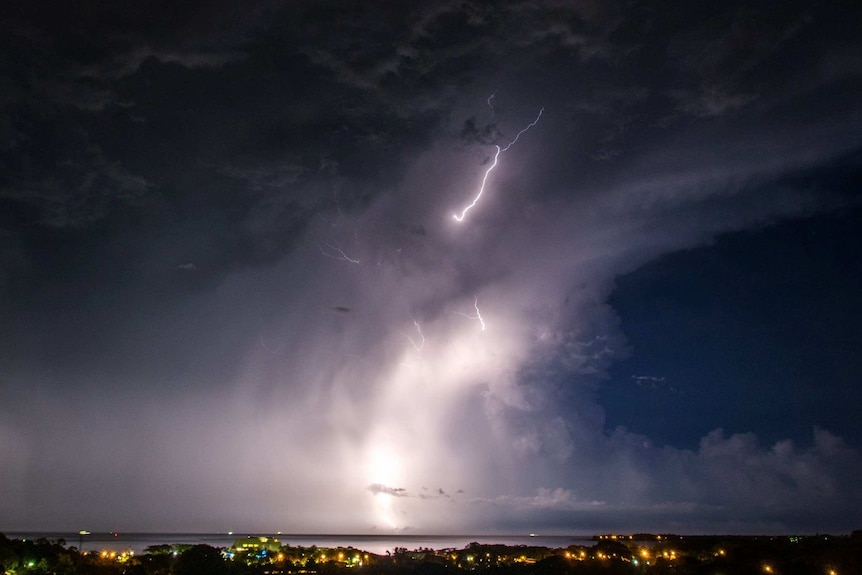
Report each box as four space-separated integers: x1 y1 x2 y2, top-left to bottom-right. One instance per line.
453 107 544 222
456 297 486 331
259 332 282 354
319 240 360 264
404 319 426 352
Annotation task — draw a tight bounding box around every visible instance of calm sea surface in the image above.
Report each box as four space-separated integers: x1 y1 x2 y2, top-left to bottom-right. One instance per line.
4 533 597 555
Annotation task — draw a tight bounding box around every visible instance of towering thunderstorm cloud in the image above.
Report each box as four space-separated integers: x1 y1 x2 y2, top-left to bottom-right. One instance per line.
0 0 859 536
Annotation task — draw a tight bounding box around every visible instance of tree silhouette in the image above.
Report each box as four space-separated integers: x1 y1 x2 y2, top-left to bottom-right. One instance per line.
171 544 227 575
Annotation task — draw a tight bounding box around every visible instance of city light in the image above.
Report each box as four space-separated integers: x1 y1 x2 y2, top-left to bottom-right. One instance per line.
1 535 856 575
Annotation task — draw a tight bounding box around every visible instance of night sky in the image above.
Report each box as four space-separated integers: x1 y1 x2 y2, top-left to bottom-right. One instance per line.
1 1 861 535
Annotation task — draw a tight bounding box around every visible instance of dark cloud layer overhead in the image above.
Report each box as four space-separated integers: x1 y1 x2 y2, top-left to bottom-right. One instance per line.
1 0 861 534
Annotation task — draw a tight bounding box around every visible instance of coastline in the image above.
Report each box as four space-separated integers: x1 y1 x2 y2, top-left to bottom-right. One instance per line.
1 533 596 555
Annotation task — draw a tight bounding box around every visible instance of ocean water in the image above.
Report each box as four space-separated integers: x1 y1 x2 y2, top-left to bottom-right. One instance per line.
4 532 597 555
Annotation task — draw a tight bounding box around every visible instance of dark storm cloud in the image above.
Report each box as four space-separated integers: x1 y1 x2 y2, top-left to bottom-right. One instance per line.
1 142 154 228
0 0 860 534
459 117 503 146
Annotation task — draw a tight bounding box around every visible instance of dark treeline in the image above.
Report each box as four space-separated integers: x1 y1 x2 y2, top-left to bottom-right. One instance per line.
2 532 861 575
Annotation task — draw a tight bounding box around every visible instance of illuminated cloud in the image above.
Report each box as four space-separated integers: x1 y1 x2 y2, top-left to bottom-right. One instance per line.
368 484 408 497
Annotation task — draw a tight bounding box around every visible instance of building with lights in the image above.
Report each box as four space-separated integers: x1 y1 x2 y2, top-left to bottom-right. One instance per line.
230 536 281 556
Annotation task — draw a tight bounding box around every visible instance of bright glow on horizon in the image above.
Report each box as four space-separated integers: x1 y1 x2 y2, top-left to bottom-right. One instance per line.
368 446 402 529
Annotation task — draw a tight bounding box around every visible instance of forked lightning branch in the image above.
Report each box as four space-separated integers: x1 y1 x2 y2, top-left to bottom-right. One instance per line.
453 108 544 222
